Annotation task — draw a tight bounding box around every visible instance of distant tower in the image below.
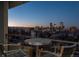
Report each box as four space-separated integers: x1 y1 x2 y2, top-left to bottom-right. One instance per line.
50 22 53 31
59 22 64 30
53 23 56 31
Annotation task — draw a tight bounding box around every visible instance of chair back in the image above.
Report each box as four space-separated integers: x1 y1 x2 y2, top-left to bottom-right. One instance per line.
60 43 76 57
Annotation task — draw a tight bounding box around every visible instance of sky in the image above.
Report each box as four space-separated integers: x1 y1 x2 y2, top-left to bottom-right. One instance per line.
8 1 79 28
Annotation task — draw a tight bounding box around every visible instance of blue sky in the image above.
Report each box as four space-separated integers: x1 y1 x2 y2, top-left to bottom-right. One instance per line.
8 1 79 28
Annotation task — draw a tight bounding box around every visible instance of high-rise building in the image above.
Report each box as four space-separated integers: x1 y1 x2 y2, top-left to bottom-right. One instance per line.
59 22 65 31
49 22 53 31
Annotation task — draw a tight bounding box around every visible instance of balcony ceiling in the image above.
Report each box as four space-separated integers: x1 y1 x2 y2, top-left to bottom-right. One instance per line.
9 1 29 9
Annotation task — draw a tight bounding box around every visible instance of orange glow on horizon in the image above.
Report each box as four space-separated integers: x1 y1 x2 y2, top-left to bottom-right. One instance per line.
8 21 36 27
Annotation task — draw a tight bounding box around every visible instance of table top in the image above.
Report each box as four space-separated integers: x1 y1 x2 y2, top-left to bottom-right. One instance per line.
24 38 52 46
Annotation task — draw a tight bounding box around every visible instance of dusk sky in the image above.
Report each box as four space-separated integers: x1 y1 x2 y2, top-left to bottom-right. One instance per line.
8 1 79 28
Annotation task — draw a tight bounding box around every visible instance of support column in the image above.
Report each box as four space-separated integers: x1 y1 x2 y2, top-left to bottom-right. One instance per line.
0 1 8 51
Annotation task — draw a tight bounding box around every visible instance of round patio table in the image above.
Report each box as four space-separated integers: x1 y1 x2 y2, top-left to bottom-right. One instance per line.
24 38 52 57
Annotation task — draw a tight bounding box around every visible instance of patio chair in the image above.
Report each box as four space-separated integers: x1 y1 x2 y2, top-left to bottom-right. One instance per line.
38 43 76 57
0 43 32 57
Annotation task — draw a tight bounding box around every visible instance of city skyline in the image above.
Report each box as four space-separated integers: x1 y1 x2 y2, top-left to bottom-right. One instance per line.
8 1 79 28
